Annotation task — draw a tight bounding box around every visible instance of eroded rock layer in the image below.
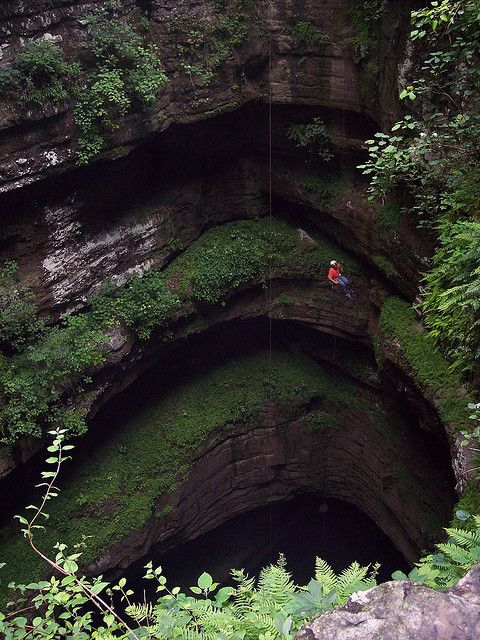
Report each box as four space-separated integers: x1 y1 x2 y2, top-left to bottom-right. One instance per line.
0 0 470 606
0 342 455 596
296 564 480 640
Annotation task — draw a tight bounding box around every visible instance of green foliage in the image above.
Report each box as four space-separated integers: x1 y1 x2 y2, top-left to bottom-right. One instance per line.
191 242 265 303
379 296 471 433
91 270 181 340
0 349 362 598
0 39 79 107
359 0 388 22
0 436 380 638
302 410 338 433
357 116 419 204
303 174 346 205
394 512 480 590
422 220 480 374
359 1 480 215
2 432 478 638
374 256 397 279
1 552 378 639
170 1 248 85
451 485 480 530
457 404 480 485
0 217 357 443
0 314 107 441
346 0 387 61
375 201 405 231
0 262 46 352
75 7 167 164
359 1 480 374
140 557 376 640
287 118 333 163
289 21 328 46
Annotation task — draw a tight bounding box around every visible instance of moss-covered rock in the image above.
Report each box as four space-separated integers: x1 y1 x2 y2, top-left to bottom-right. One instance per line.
0 348 361 601
379 296 472 435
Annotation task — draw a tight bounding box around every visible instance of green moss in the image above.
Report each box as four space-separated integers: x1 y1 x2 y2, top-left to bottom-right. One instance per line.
303 174 346 206
157 504 174 518
165 217 358 296
0 217 360 443
0 349 359 601
374 256 398 279
169 1 249 85
289 21 329 46
346 1 386 58
273 294 295 306
393 466 428 502
379 296 471 433
451 483 480 530
202 100 242 118
302 410 338 433
376 202 405 231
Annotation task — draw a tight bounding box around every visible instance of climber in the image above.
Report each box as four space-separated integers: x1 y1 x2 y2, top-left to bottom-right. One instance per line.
327 260 353 299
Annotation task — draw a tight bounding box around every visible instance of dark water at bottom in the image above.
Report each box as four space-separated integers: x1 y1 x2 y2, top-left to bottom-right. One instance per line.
123 494 410 597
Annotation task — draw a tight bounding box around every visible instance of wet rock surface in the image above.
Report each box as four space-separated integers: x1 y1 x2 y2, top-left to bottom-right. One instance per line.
0 0 410 191
296 564 480 640
86 394 453 576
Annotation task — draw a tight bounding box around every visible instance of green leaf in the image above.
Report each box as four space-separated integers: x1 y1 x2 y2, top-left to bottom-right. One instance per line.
391 570 408 581
197 572 213 590
64 559 79 573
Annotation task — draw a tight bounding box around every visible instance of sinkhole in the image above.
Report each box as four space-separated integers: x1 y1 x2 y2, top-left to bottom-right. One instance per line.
0 319 456 598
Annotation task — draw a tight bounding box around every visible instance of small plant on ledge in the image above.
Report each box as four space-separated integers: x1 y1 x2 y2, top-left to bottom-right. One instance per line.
74 5 168 165
0 430 379 638
0 39 80 108
287 117 333 163
289 21 329 47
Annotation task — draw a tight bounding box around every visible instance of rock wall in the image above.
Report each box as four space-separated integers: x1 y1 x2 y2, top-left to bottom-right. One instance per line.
0 0 411 192
0 0 464 597
296 564 480 640
89 394 452 577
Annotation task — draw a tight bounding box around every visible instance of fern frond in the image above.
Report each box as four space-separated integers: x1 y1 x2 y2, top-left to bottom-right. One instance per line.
231 569 256 616
445 527 480 548
126 602 154 623
314 557 337 594
436 542 473 566
257 561 296 607
336 562 369 598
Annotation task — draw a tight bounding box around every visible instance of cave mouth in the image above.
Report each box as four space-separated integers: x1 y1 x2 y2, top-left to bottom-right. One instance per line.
0 318 456 581
119 494 410 595
0 316 457 602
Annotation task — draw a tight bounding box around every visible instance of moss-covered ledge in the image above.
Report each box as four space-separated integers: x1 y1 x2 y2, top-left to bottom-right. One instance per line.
0 217 363 447
0 348 454 604
377 296 478 499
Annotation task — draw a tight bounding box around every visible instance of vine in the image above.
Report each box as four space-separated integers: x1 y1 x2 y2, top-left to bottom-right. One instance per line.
75 6 168 164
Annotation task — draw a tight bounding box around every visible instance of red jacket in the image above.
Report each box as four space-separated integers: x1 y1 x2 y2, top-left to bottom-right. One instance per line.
328 265 341 282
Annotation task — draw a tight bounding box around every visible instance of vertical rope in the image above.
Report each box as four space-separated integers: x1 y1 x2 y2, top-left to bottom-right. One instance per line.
268 6 273 565
268 12 273 366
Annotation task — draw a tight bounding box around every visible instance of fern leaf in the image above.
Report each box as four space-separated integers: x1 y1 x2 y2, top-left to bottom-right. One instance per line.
445 527 480 548
314 557 337 594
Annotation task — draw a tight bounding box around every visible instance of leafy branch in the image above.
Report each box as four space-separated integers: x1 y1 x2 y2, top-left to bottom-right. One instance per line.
9 428 140 639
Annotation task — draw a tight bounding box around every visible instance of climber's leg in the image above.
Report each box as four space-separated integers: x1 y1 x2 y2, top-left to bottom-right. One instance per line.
338 275 353 299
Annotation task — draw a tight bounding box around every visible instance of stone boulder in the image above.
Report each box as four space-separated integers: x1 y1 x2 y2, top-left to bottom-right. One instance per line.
296 565 480 640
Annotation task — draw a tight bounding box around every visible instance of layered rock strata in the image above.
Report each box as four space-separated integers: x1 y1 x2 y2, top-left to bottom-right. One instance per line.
296 564 480 640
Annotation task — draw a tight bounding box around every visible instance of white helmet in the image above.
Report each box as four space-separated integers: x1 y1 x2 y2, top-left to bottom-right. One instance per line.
330 260 337 266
